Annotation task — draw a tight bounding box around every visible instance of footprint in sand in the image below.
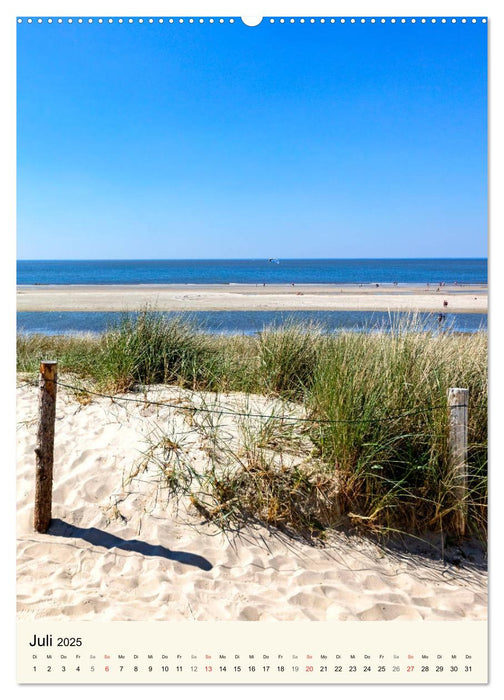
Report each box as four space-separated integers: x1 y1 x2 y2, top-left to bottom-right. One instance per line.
320 586 361 605
292 571 323 586
238 606 261 621
362 574 388 591
288 591 328 610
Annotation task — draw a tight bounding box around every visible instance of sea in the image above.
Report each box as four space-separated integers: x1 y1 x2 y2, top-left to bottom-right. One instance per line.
17 259 488 336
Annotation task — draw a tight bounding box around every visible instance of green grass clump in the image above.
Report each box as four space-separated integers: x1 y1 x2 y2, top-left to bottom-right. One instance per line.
306 317 487 536
16 333 99 377
97 311 221 391
17 312 229 393
254 321 322 397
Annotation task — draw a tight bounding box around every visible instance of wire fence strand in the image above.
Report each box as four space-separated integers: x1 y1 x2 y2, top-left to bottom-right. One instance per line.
15 377 467 426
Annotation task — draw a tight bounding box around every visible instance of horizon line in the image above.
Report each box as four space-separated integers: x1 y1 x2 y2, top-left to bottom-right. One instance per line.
17 256 488 262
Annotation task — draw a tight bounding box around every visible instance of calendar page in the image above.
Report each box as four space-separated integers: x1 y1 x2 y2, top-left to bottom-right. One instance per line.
14 1 489 686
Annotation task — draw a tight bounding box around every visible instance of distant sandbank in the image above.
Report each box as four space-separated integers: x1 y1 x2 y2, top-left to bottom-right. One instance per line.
17 283 488 314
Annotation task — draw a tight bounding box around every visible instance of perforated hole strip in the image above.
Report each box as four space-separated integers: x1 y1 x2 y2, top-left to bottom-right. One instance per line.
17 16 488 25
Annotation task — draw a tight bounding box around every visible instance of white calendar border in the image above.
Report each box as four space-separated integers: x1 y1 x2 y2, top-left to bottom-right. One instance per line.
3 0 501 697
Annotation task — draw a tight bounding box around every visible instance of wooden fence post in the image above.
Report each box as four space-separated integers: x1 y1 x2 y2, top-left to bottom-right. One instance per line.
34 361 58 533
448 387 469 537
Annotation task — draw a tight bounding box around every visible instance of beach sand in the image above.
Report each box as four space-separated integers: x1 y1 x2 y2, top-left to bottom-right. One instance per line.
16 380 487 622
17 283 488 313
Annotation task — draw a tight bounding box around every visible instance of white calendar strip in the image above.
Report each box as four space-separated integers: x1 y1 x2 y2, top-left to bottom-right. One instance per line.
17 621 487 684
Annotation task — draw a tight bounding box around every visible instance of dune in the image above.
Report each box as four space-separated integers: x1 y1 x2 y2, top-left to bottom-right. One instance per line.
16 380 487 622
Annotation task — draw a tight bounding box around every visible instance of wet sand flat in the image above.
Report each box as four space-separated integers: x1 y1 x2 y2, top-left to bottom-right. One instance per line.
17 283 488 313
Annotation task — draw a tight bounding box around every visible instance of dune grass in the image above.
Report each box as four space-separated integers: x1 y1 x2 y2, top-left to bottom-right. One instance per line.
95 311 223 392
17 332 99 378
17 310 487 539
306 318 487 537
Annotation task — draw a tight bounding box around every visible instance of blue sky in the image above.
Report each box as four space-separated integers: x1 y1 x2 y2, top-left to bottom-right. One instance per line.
16 18 487 259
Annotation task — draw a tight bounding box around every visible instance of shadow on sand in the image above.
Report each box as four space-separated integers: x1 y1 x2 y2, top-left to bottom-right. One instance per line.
48 518 213 571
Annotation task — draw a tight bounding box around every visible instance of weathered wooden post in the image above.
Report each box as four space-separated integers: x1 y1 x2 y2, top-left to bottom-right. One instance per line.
448 387 469 537
34 361 58 533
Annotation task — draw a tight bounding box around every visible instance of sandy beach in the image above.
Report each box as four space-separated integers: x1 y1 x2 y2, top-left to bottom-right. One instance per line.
17 283 488 313
17 379 487 622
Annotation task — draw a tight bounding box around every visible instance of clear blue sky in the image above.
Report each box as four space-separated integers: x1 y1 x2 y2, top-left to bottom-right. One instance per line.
16 18 487 259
